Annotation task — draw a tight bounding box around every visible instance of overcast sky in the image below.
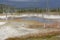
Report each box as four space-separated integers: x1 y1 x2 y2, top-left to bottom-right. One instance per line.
0 0 60 8
1 0 46 2
9 0 30 1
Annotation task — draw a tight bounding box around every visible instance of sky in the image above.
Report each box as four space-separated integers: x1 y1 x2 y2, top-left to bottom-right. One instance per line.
7 0 34 1
0 0 60 8
1 0 44 2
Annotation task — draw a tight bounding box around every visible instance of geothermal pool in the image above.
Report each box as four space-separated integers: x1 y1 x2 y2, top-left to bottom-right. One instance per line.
0 21 60 40
0 22 60 40
20 16 55 24
0 15 60 40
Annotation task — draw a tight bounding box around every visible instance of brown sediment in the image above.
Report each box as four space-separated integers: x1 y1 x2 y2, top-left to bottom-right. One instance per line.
6 29 60 40
0 18 60 29
45 22 60 28
8 19 44 25
4 20 60 40
0 17 60 40
7 19 60 29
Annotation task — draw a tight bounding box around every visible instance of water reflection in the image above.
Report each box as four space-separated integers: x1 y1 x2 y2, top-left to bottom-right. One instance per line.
20 16 54 24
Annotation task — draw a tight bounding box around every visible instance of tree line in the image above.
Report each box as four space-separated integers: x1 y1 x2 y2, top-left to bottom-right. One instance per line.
16 8 60 13
0 8 60 13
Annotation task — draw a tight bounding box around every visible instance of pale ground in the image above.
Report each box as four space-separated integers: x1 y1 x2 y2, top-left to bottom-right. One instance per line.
0 13 60 19
0 13 60 40
0 21 60 40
